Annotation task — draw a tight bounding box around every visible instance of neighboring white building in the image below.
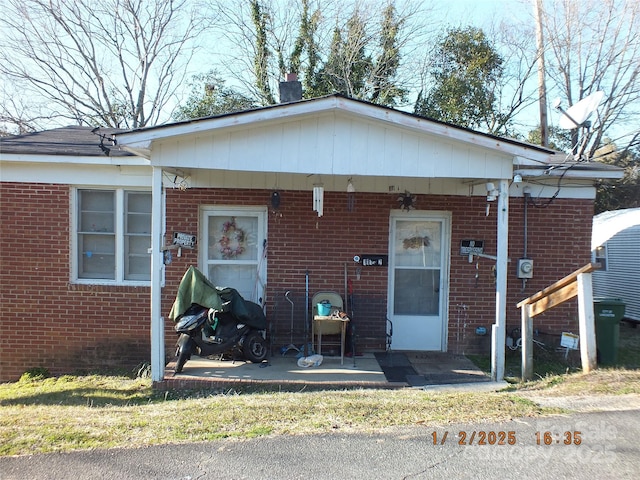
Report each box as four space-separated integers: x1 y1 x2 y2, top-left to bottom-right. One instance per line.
592 207 640 321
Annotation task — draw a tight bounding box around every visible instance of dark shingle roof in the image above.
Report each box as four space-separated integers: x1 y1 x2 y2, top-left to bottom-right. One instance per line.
0 126 133 157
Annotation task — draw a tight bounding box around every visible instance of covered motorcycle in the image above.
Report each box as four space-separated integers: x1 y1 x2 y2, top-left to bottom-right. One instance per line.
170 266 268 374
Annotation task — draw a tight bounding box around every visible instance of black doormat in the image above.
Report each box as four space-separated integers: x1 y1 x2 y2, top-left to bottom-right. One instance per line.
374 352 418 383
374 352 411 367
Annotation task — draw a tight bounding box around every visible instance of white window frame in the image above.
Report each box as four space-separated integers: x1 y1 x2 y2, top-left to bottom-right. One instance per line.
72 187 152 285
594 244 608 271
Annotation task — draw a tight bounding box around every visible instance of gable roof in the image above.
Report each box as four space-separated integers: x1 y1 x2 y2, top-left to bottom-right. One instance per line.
0 96 623 182
115 94 558 164
0 126 132 157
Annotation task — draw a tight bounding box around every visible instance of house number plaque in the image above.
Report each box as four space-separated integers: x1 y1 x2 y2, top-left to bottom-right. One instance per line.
460 240 484 256
355 254 388 266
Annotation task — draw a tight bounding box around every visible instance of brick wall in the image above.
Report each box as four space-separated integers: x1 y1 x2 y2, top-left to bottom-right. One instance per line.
0 183 151 382
0 182 594 381
449 195 593 354
162 189 594 358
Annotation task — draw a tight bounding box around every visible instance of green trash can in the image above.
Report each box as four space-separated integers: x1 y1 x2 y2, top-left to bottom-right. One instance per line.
593 298 626 365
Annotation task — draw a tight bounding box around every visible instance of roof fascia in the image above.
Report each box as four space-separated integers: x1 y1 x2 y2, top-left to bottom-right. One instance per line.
0 153 149 166
517 166 624 180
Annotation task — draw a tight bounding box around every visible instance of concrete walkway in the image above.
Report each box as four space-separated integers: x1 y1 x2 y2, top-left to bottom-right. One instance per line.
157 351 506 392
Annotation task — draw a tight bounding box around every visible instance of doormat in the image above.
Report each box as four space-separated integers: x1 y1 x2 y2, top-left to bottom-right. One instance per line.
374 352 412 367
374 352 418 383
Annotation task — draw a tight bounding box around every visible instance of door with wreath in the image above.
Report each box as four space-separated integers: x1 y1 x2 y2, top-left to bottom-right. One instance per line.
387 211 451 351
200 207 267 306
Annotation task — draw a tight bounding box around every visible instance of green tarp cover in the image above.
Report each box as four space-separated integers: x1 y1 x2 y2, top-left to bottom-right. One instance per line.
168 266 266 330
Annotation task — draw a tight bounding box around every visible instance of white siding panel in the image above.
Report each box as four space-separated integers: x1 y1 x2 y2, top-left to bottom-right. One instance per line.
193 135 213 164
332 117 351 174
433 143 458 177
399 133 420 177
155 140 179 167
210 132 231 168
229 129 259 170
417 137 437 177
313 115 336 168
383 128 404 175
279 122 302 172
364 123 386 175
593 226 640 321
336 120 367 175
151 113 513 179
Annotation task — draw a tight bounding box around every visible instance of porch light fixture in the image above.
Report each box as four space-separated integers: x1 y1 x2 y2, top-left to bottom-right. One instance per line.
163 170 190 190
486 182 499 202
513 173 523 184
313 184 324 217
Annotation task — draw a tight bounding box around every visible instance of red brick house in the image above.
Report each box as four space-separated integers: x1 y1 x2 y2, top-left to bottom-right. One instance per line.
0 94 622 383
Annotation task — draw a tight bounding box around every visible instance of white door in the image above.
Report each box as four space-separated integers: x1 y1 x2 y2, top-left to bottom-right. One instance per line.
201 207 267 306
388 212 450 351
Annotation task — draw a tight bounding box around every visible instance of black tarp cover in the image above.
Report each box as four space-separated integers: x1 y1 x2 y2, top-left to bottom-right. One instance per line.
169 266 266 330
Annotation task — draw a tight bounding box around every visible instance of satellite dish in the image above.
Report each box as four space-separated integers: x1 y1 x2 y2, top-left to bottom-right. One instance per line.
557 91 604 129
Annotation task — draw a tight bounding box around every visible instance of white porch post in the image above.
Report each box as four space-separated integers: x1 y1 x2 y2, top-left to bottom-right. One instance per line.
491 178 509 382
150 166 165 382
577 272 597 373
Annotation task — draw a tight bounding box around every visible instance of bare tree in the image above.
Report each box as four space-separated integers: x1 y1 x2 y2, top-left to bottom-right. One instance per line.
207 0 434 108
0 83 49 134
0 0 204 130
540 0 640 159
207 0 294 105
491 15 544 138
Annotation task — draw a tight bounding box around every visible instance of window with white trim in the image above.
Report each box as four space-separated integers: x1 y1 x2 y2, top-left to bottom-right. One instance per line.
74 188 151 283
594 244 607 271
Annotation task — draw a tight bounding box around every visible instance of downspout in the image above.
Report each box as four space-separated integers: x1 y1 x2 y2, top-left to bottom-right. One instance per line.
491 178 509 382
151 166 165 382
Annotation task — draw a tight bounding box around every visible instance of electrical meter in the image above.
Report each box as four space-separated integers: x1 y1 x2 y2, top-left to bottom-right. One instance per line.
517 258 534 279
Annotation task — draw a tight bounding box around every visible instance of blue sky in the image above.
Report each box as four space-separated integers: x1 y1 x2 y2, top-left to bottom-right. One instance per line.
436 0 532 29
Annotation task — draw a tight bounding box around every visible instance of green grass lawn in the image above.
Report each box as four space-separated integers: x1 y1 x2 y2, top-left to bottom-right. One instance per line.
1 321 639 457
468 319 640 382
0 373 560 456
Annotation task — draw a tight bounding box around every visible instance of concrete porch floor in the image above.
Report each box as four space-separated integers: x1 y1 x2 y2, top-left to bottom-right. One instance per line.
159 351 504 392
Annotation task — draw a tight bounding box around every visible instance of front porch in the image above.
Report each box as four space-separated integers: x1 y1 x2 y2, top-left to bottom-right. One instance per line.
112 95 607 385
155 351 496 392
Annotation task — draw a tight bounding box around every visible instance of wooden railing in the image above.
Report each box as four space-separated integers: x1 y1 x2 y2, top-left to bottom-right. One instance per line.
517 263 600 380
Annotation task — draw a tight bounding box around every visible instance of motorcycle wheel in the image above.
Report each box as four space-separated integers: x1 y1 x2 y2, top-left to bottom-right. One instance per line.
242 331 267 363
174 342 192 375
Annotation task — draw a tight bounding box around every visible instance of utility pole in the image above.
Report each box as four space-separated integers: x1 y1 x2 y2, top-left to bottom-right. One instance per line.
535 0 549 147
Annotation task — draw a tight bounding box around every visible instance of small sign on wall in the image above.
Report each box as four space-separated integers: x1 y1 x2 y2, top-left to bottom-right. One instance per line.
173 232 196 248
460 239 484 256
354 255 388 266
560 332 579 350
